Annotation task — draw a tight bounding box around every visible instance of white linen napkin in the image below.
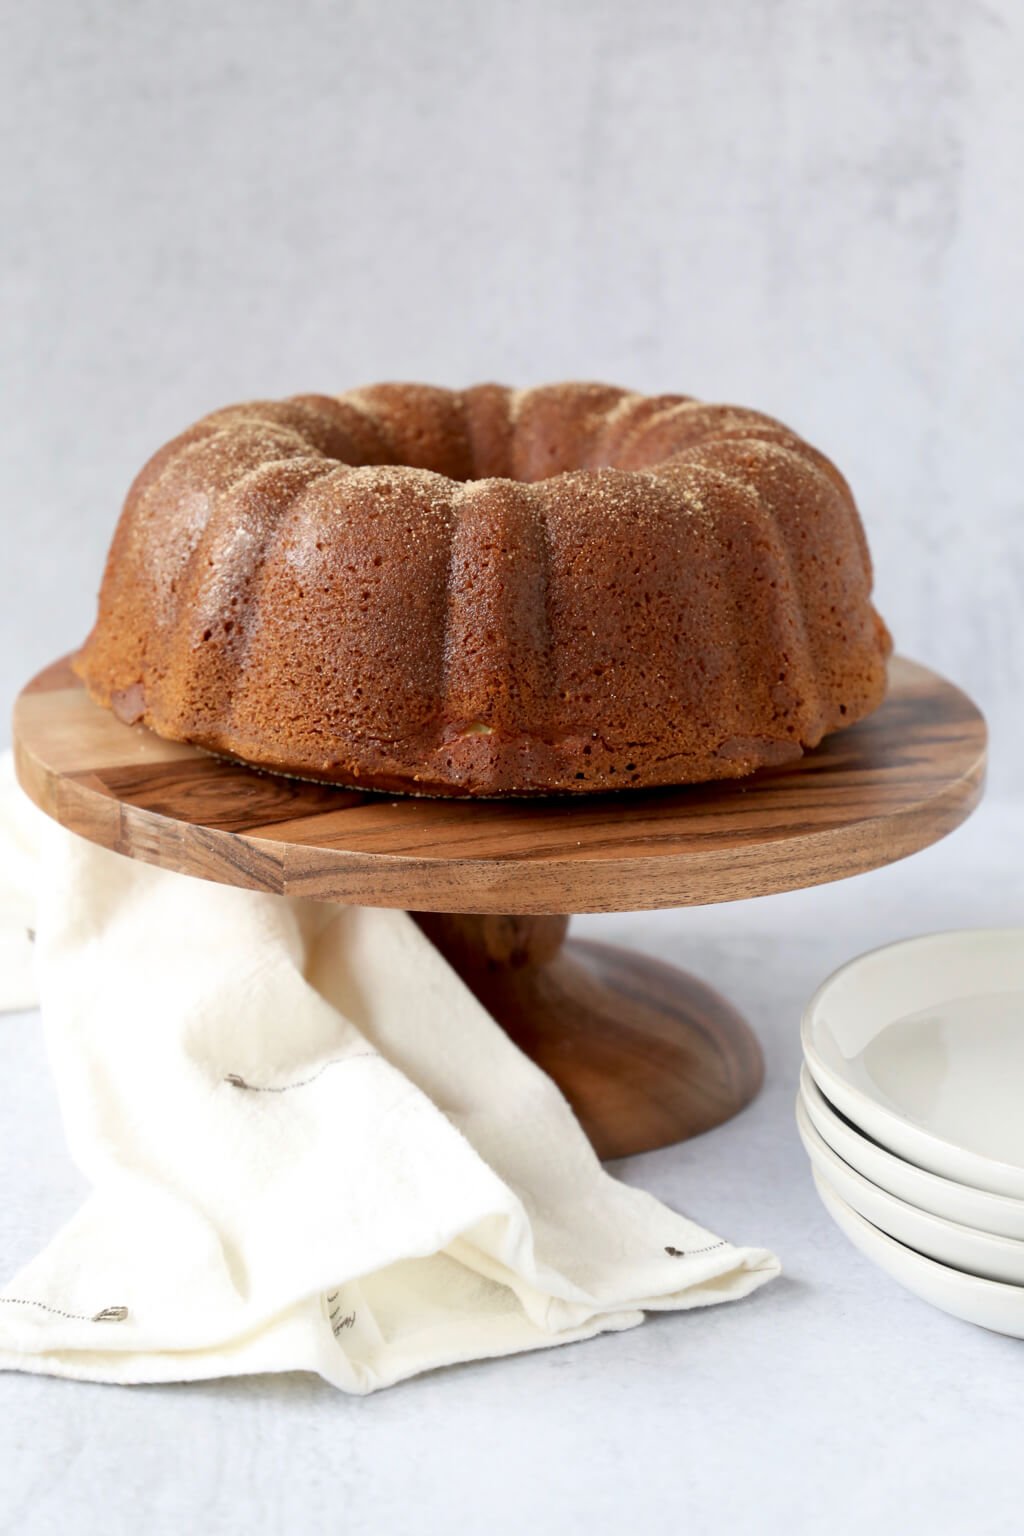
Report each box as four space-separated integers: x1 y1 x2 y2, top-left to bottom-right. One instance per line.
0 753 777 1393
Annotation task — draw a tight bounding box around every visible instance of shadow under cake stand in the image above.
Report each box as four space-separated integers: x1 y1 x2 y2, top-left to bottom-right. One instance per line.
14 655 986 1160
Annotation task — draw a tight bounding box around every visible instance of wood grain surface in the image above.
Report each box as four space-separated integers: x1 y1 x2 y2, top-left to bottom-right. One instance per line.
14 655 986 916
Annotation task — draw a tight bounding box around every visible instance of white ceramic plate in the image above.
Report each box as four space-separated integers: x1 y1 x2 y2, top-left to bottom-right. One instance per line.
812 1171 1024 1338
800 1067 1024 1242
802 928 1024 1199
796 1094 1024 1284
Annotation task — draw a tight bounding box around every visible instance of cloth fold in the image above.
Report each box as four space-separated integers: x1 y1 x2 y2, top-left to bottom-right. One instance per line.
0 753 777 1392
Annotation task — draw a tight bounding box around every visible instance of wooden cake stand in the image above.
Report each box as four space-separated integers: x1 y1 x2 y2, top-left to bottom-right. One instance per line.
14 656 986 1159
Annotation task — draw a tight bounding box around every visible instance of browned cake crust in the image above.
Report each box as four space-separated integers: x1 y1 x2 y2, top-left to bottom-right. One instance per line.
74 382 892 796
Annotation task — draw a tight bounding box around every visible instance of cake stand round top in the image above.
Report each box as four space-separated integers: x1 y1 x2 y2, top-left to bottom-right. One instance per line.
14 656 985 915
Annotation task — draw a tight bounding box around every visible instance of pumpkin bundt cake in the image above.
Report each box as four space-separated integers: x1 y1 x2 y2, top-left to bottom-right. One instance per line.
74 382 892 796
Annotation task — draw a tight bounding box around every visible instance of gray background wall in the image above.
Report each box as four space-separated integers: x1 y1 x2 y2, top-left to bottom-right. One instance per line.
3 0 1021 796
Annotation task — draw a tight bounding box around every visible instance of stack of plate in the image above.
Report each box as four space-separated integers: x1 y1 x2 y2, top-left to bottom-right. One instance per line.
798 928 1024 1335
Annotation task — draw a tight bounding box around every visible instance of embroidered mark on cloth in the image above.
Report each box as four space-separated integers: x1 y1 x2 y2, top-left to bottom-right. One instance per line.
0 1297 128 1323
325 1291 356 1338
224 1052 379 1093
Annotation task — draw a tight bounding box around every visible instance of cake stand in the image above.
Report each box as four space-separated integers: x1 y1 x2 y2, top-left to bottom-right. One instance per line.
13 656 986 1159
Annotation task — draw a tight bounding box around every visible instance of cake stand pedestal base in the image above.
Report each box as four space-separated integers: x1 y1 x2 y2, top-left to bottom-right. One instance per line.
413 913 762 1159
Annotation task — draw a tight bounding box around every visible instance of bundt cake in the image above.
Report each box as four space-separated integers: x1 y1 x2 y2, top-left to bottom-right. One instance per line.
74 382 892 797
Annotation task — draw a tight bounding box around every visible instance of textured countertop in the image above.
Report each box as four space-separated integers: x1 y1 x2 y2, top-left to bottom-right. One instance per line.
2 796 1022 1536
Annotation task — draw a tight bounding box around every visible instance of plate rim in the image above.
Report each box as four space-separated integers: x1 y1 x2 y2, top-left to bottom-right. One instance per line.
799 1065 1024 1240
812 1168 1024 1333
801 926 1024 1198
796 1092 1024 1281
